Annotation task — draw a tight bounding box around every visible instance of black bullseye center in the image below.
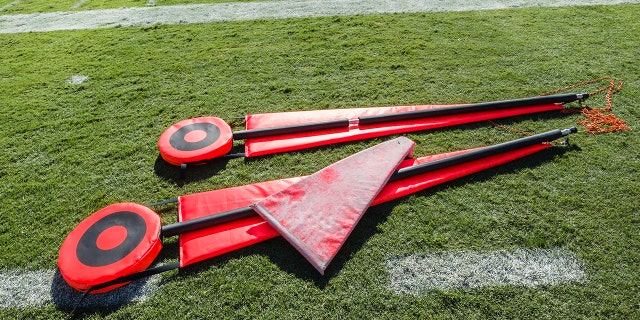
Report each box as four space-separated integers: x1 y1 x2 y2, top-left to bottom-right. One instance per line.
76 211 147 267
169 122 221 152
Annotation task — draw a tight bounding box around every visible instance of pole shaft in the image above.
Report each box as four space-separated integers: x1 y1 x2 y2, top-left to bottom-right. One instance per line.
232 118 350 140
390 127 576 181
161 206 256 237
358 93 586 126
161 128 576 237
231 94 585 140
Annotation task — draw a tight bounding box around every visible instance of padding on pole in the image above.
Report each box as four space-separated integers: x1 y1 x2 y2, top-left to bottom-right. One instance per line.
158 117 233 165
58 203 162 293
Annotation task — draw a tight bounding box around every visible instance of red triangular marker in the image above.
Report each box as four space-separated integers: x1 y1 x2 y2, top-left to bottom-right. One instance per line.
251 137 415 274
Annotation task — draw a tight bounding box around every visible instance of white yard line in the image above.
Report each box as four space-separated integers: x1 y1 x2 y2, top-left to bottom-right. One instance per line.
1 248 585 309
386 248 586 294
1 0 639 34
0 268 161 309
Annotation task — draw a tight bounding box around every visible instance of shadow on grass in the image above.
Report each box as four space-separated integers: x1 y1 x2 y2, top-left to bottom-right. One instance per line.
51 268 156 315
52 238 182 317
153 154 234 185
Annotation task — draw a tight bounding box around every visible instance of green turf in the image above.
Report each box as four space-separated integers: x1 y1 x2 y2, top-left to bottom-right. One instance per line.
1 3 639 319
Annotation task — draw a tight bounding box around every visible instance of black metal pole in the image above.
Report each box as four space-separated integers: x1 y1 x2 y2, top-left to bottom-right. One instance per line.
229 93 587 140
161 206 256 237
232 118 351 140
389 127 577 181
160 127 577 237
358 93 587 126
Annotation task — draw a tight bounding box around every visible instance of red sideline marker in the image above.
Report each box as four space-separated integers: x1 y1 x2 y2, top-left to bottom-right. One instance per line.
59 128 577 293
158 94 586 165
59 137 414 292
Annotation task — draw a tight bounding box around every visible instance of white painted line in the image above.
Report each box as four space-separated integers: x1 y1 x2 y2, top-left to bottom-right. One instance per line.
0 269 54 308
71 0 89 9
66 75 89 84
386 248 586 294
1 0 639 34
0 268 161 309
0 0 21 12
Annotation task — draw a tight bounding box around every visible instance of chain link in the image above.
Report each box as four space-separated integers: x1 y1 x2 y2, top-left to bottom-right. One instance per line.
541 77 629 134
491 77 630 137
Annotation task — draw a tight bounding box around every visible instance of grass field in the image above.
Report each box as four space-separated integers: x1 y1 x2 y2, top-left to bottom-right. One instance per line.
1 2 639 319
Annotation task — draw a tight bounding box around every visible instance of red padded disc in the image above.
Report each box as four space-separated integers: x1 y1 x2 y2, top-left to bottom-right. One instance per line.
158 117 233 166
58 203 162 293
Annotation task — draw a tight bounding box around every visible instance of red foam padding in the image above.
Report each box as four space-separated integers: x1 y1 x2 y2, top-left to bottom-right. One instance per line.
178 178 301 267
179 143 551 267
244 104 562 157
158 117 233 165
58 203 162 293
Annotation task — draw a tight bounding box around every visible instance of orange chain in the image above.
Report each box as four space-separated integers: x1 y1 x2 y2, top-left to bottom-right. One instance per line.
489 120 573 146
541 77 630 134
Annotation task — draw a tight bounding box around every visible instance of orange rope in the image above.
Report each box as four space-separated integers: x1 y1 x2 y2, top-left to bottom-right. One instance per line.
489 120 571 146
541 77 630 134
489 120 532 136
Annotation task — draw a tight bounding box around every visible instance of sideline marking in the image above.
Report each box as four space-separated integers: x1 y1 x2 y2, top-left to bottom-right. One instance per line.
1 0 639 34
386 248 586 294
0 269 54 308
0 268 160 309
